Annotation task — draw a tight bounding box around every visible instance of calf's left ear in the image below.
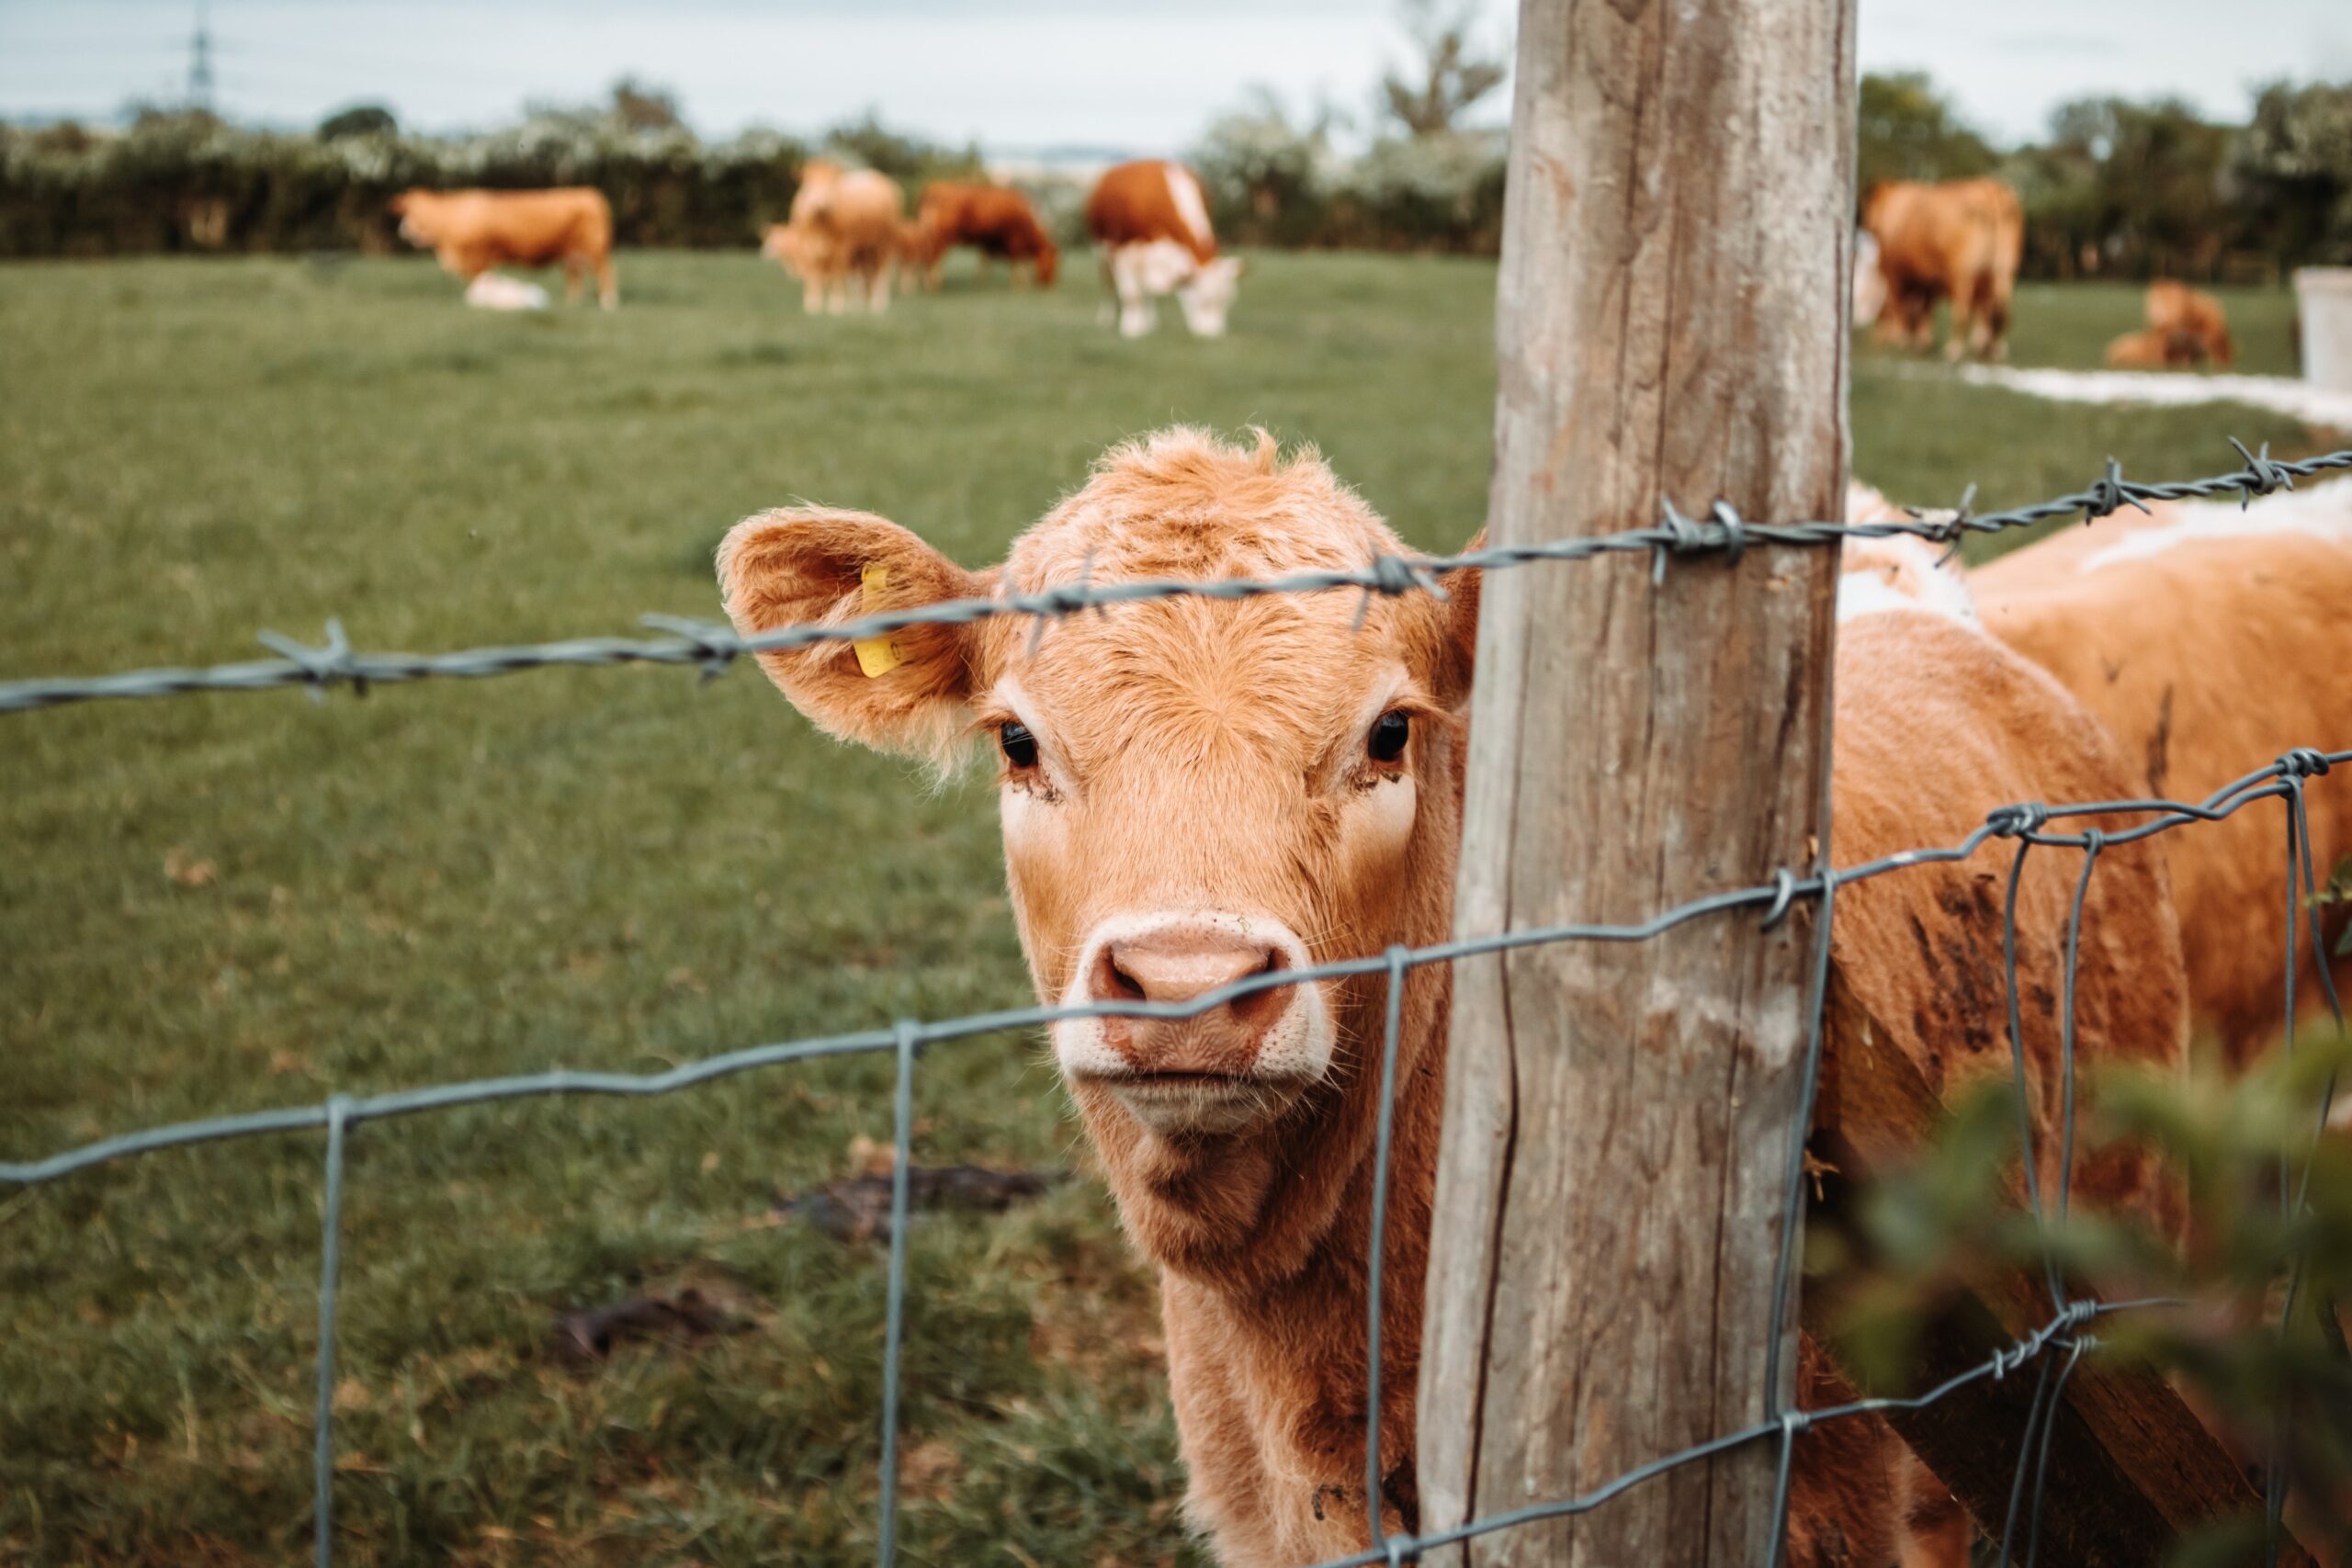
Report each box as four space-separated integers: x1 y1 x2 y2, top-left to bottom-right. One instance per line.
718 507 994 764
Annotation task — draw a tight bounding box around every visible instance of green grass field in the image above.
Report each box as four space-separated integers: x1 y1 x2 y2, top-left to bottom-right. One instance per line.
0 253 2335 1567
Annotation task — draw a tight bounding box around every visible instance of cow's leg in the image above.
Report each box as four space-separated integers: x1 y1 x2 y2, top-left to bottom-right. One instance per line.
1943 279 1974 361
868 263 890 313
1109 248 1157 337
562 255 585 306
595 255 618 310
1981 287 2010 361
802 276 824 315
1097 254 1118 328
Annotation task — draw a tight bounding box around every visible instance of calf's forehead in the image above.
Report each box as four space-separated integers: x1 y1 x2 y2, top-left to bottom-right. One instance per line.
966 434 1444 732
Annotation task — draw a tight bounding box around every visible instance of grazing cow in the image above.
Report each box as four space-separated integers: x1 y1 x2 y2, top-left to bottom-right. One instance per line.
390 187 616 308
2147 281 2234 367
1860 177 2024 361
1846 480 2352 1063
1084 160 1245 337
722 429 2188 1567
910 181 1060 289
764 160 905 314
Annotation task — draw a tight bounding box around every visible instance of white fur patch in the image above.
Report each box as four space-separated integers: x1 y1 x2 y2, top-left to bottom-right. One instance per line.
2075 479 2352 574
1164 164 1213 254
1836 535 1981 626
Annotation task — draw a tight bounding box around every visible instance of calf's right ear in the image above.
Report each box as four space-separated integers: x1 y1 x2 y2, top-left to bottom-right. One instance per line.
718 508 995 764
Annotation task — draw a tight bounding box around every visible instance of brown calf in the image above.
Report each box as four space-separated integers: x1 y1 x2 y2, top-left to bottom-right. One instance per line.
724 431 2188 1565
2147 281 2234 367
910 181 1060 289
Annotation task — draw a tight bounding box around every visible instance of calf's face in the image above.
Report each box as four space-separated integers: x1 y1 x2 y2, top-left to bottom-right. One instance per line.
718 432 1477 1223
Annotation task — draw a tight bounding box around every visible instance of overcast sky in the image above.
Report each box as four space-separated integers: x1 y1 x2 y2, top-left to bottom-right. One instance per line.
1 0 2346 152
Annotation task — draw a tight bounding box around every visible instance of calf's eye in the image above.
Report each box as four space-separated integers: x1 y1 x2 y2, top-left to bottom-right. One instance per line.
1000 721 1039 770
1368 711 1410 763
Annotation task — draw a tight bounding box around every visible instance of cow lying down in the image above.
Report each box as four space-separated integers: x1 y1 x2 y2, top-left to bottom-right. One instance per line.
1845 478 2352 1063
721 430 2191 1566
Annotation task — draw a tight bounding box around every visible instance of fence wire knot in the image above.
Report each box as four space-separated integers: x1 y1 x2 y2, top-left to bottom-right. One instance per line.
2229 437 2296 506
1712 501 1748 567
1919 483 1978 569
1384 1534 1414 1567
2278 748 2333 780
1758 867 1800 931
256 619 362 703
639 614 741 683
1653 498 1705 584
2080 457 2152 525
1986 802 2050 839
1353 554 1446 632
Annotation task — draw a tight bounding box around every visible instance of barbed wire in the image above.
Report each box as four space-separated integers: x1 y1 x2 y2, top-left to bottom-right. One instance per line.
0 441 2343 716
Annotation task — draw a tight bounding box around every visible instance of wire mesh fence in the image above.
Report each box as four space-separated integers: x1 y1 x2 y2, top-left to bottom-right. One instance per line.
4 441 2348 1566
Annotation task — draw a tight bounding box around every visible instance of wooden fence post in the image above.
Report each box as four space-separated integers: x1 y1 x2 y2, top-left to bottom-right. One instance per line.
1417 1 1856 1562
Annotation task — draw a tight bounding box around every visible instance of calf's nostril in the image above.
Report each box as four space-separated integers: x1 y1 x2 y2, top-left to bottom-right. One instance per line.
1108 955 1148 1002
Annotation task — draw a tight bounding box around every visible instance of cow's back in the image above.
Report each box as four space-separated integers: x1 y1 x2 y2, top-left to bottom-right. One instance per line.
1086 160 1216 263
1867 178 2018 294
1973 502 2352 1057
435 187 610 266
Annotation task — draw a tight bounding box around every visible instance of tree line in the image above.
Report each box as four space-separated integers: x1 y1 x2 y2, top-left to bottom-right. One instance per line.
4 58 2347 277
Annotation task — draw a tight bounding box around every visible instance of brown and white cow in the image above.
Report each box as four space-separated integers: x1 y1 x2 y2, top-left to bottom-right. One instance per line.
908 181 1060 290
764 160 905 314
1084 160 1244 337
723 431 2188 1566
1860 177 2024 361
390 186 616 308
1844 479 2352 1063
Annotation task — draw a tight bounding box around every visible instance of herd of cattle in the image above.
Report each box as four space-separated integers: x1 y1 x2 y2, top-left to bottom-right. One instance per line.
394 166 2247 374
390 157 1244 337
718 425 2350 1565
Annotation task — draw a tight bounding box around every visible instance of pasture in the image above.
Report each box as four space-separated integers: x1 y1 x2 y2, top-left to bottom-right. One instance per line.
0 253 2333 1566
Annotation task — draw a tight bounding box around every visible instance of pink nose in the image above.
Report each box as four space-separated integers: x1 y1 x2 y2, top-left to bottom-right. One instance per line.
1085 929 1293 1074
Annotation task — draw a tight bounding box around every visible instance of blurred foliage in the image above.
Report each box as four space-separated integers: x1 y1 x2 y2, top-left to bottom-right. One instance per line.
1192 94 1505 254
6 62 2350 274
1378 0 1509 139
1857 71 1999 197
0 83 984 258
2006 96 2235 280
1822 1029 2352 1557
317 104 398 142
2233 80 2352 268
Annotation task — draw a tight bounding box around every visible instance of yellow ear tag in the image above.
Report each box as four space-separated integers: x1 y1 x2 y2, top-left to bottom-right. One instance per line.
853 564 906 678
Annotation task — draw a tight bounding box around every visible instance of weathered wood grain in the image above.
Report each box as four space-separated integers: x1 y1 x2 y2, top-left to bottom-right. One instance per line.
1416 0 1857 1562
